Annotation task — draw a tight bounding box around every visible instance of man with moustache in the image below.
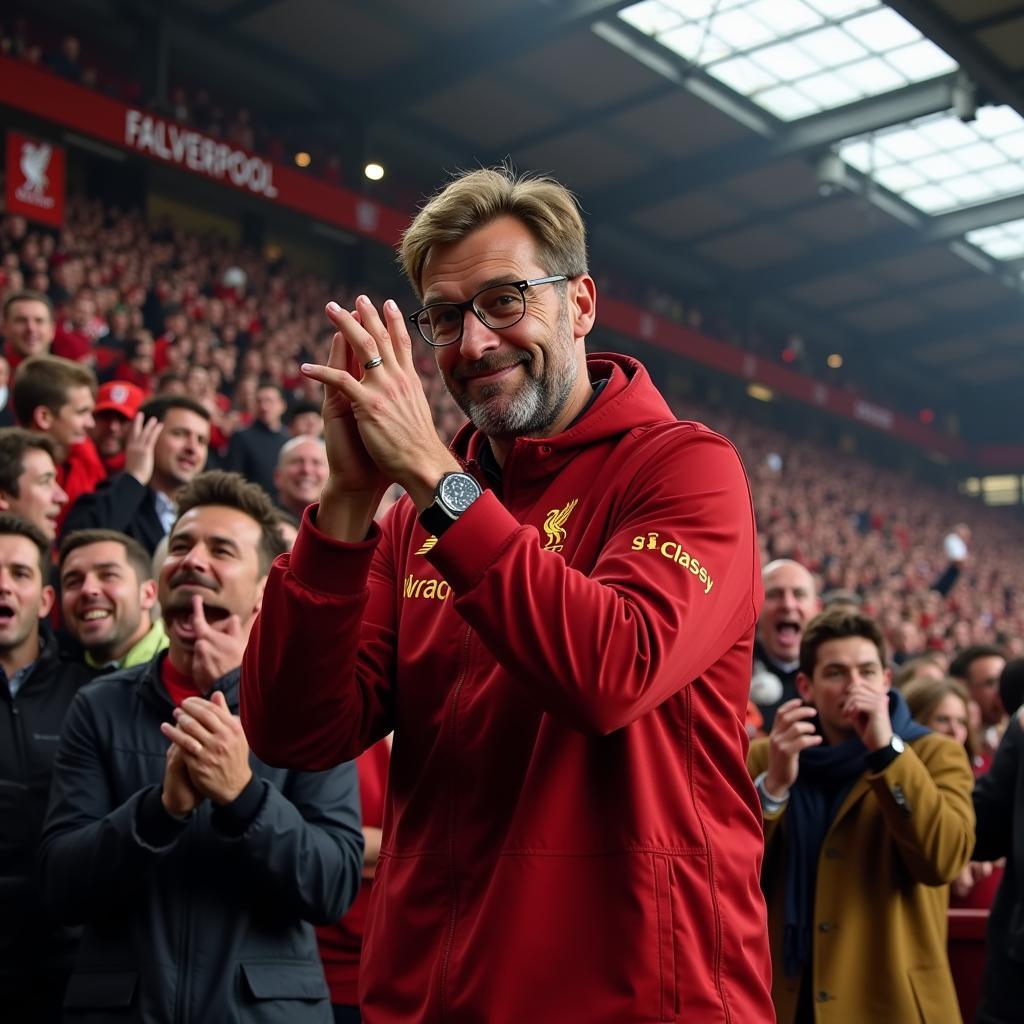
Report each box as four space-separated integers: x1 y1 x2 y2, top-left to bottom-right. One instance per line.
62 396 210 555
0 429 68 542
40 471 363 1023
274 435 329 521
242 167 772 1022
59 529 168 672
0 514 93 1022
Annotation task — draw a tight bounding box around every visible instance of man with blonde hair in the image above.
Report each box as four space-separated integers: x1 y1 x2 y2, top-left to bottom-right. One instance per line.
243 167 772 1022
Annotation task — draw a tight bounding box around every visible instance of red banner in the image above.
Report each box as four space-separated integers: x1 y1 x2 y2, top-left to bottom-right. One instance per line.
0 57 406 246
6 129 65 227
598 298 971 461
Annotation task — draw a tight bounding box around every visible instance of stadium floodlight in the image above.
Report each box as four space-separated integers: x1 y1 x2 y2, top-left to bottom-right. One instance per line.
617 0 956 122
364 162 385 181
839 106 1024 214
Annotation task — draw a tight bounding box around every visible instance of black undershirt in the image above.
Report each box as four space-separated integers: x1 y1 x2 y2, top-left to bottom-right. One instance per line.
477 378 608 487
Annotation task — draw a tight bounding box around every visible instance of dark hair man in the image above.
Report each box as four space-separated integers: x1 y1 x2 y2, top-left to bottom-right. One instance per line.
274 435 328 520
951 643 1008 769
2 289 55 371
286 398 325 438
242 167 773 1021
749 609 974 1023
751 558 820 730
225 380 289 500
59 529 168 671
62 395 210 554
0 513 93 1022
1000 658 1024 719
0 428 68 541
11 355 104 530
40 471 363 1022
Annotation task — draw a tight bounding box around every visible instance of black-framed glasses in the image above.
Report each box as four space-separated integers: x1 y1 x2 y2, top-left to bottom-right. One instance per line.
408 275 569 348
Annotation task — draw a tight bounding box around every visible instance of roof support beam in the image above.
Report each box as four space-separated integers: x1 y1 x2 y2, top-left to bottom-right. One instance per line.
363 0 637 115
886 0 1024 112
736 191 1024 293
210 0 283 28
877 298 1024 349
585 19 956 219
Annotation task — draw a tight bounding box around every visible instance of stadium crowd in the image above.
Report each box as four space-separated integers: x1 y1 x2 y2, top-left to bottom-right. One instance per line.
2 194 1019 660
0 119 1022 1022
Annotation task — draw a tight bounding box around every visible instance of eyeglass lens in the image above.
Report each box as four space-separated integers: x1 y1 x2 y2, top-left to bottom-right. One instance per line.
416 284 525 346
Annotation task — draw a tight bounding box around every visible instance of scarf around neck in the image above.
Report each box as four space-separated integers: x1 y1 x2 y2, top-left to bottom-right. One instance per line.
782 689 929 977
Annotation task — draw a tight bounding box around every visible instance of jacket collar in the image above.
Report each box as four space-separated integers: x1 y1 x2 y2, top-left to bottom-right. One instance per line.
450 353 675 491
137 649 242 713
5 625 66 697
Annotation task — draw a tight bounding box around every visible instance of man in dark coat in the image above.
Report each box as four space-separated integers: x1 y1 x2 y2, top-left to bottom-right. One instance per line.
61 396 210 555
40 471 363 1022
974 699 1024 1023
0 513 94 1022
225 382 289 500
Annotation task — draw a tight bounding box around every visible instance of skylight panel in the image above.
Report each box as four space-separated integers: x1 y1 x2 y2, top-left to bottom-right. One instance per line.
983 165 1024 193
966 218 1024 261
799 71 862 108
843 7 920 49
840 57 905 94
712 55 779 93
839 107 1024 214
796 25 867 65
902 184 955 213
805 0 876 16
874 165 927 191
757 84 820 120
618 0 958 122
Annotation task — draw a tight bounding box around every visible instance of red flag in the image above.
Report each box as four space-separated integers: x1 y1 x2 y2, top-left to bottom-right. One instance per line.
6 130 65 228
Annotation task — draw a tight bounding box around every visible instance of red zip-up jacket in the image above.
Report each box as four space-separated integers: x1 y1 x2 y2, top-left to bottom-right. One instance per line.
242 354 774 1023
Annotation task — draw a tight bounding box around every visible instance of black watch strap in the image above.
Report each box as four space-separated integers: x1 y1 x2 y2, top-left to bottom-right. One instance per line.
418 502 456 538
866 736 904 773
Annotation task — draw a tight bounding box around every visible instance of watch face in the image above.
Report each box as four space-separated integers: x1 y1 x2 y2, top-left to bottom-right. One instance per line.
439 473 481 514
892 735 905 754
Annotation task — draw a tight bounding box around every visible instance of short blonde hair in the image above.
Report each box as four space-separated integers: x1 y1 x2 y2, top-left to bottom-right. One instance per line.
399 166 589 296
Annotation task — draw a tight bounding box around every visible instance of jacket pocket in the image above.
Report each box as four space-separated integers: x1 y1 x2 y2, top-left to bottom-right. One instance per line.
907 964 961 1023
240 960 330 1001
63 971 138 1009
446 850 678 1023
652 853 677 1022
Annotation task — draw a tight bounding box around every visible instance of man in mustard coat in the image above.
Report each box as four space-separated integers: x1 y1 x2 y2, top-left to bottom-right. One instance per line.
749 609 975 1023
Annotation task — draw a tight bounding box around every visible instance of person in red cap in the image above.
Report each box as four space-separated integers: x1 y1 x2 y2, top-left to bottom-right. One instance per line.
92 380 147 475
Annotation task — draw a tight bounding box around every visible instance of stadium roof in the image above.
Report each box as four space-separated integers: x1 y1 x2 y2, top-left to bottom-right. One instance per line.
43 0 1024 443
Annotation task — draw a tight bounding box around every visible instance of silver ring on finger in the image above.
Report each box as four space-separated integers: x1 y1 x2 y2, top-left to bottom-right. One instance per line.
364 356 384 370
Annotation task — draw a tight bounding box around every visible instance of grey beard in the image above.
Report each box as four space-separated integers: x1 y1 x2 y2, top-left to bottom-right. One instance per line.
449 314 578 439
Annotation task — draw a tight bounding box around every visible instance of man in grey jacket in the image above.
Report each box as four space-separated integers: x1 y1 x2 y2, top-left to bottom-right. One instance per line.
40 471 363 1022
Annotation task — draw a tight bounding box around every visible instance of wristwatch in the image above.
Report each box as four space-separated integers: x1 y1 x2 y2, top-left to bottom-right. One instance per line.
865 733 905 774
418 472 482 538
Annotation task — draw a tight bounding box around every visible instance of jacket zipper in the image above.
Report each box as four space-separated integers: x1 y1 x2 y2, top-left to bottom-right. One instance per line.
437 624 474 1021
174 834 194 1024
9 700 27 783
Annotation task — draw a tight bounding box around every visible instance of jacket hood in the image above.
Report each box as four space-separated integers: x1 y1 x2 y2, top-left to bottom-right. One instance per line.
449 352 675 484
